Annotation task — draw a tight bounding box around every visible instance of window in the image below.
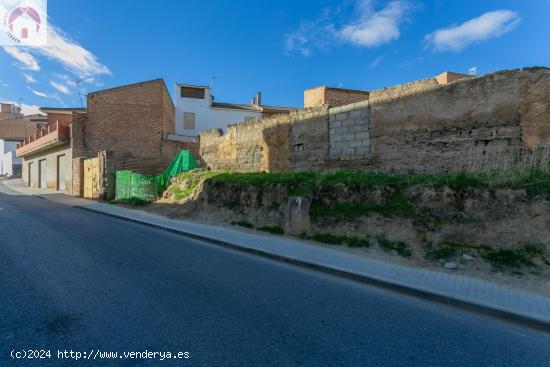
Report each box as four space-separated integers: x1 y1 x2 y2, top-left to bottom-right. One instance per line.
181 87 205 99
293 143 304 152
183 112 196 130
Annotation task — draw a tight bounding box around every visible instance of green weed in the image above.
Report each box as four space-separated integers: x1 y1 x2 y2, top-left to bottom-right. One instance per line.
376 234 412 257
257 226 285 235
231 221 254 229
308 233 370 248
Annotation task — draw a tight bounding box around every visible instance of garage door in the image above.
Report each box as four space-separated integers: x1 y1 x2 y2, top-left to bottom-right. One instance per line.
57 155 65 191
39 159 47 189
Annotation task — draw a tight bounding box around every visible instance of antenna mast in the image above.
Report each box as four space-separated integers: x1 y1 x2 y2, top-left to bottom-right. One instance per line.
74 80 84 107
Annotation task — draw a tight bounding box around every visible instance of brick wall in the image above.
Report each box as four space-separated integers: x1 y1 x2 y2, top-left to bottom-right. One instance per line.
304 86 369 108
435 71 472 85
46 112 72 127
200 67 550 174
72 79 175 175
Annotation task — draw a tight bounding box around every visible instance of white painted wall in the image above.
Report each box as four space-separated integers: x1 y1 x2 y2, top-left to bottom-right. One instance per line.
174 85 261 137
1 151 13 177
0 139 19 176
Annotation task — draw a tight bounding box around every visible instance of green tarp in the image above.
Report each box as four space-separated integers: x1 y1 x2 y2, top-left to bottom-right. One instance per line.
115 150 198 202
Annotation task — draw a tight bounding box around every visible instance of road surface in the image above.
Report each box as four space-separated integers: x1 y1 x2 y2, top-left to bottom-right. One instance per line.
1 188 549 366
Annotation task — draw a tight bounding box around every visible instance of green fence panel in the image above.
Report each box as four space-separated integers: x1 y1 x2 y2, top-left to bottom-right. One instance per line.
156 150 199 194
115 150 198 202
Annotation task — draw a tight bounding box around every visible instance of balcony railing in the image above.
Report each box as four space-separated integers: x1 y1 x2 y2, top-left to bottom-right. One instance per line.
16 121 70 157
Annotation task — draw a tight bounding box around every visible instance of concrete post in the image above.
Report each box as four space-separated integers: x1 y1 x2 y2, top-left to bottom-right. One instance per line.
286 196 311 235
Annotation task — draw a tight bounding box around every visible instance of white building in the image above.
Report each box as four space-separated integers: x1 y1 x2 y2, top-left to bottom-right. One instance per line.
1 103 22 115
0 139 20 177
173 84 296 138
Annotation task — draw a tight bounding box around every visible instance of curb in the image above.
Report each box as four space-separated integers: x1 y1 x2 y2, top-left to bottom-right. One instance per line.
41 196 550 333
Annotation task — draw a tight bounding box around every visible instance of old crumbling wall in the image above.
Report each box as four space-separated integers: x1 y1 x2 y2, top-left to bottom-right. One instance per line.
200 107 329 172
364 69 524 172
199 67 550 173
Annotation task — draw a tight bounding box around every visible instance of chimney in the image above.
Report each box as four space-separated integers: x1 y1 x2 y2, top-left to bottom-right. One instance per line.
251 97 256 105
256 91 262 107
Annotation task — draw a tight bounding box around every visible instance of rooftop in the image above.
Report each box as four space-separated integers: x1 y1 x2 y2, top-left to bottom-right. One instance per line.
40 107 87 114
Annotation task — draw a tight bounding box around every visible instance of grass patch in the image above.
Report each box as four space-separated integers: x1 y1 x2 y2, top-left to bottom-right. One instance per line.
309 233 370 248
288 186 313 197
424 241 463 260
481 243 546 271
310 193 415 219
168 171 224 200
376 234 412 257
210 169 550 191
257 226 285 235
231 220 254 229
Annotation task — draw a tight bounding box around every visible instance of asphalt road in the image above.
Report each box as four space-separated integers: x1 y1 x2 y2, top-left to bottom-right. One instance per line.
1 189 549 366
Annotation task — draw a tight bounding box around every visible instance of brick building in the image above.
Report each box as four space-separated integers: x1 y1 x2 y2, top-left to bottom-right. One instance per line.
17 79 196 196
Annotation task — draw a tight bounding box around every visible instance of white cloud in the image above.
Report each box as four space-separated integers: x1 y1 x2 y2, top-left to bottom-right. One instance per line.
425 10 521 52
50 81 71 95
0 80 8 87
285 1 412 56
22 73 37 83
339 0 411 47
284 9 336 57
33 25 111 78
20 103 42 115
2 24 110 79
369 54 385 68
31 89 48 98
2 46 40 70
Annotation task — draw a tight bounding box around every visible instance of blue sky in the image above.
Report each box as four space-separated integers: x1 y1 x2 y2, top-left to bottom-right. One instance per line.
1 0 549 114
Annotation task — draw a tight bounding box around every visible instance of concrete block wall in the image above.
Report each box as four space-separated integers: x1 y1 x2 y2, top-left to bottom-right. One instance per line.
328 102 370 160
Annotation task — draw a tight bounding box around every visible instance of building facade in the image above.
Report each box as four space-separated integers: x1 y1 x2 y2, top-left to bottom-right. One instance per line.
17 107 80 190
16 79 196 196
174 84 296 137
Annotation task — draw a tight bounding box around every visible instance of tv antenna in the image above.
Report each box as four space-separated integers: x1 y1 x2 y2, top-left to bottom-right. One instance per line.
74 80 84 107
210 74 221 90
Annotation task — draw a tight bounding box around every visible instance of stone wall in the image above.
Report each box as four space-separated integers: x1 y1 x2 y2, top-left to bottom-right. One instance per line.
200 107 329 172
199 67 550 173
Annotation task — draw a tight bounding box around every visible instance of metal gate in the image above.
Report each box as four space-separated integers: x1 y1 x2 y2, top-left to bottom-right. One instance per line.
83 157 100 199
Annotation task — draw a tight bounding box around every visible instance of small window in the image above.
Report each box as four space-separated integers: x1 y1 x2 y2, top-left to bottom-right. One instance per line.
183 112 196 130
181 87 205 99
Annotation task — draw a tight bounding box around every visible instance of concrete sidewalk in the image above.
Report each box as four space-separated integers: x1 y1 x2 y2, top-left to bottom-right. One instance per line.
2 178 550 330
